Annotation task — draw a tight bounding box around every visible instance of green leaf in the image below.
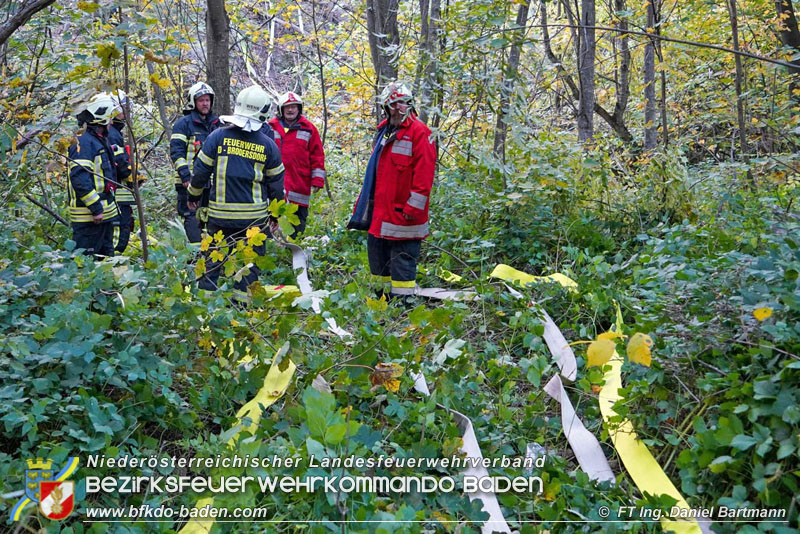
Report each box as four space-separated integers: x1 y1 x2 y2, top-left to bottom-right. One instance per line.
730 434 758 451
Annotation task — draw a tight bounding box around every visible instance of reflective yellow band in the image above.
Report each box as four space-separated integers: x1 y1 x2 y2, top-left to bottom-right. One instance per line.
265 163 284 176
174 158 188 169
171 133 188 142
198 151 214 166
116 189 135 203
370 275 391 283
80 190 101 205
69 159 94 170
68 202 119 222
187 185 204 196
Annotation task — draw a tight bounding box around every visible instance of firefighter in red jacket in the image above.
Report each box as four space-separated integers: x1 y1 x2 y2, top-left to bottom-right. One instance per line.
347 82 436 302
268 92 325 237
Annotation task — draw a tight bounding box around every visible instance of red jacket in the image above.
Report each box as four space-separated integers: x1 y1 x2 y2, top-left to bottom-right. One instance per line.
367 114 436 240
268 116 325 206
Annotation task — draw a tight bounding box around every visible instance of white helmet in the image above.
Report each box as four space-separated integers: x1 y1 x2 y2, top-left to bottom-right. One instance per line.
185 82 215 112
220 85 272 129
111 89 130 109
379 81 413 115
80 93 120 126
276 91 303 118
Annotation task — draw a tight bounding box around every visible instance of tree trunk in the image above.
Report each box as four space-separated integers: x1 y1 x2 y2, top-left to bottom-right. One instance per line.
0 0 56 47
644 0 657 150
366 0 400 88
611 0 630 129
541 0 632 141
776 0 800 97
776 0 800 72
416 0 441 125
310 0 333 200
493 0 531 159
727 0 749 161
577 0 596 142
206 0 232 114
146 61 171 139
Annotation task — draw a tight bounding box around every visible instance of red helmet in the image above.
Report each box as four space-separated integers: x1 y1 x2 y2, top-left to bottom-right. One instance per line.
277 92 303 118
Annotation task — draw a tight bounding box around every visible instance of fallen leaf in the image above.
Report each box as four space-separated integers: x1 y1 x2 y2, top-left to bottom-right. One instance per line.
626 332 653 367
586 338 615 367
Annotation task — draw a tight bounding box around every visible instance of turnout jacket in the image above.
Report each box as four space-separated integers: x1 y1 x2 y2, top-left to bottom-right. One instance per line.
268 116 325 207
349 114 436 240
108 122 135 205
170 111 220 186
188 125 285 229
67 128 120 223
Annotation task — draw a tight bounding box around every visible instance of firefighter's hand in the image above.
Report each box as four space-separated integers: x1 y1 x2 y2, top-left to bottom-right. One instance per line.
311 185 323 193
92 212 104 224
187 200 199 211
182 181 190 189
402 212 413 221
268 217 280 236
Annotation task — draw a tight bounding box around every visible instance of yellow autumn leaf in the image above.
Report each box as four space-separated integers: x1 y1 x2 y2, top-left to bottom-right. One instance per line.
598 330 626 341
213 230 225 244
586 338 615 368
194 258 206 278
246 225 266 246
366 294 388 312
369 362 403 391
210 250 225 263
753 307 773 321
200 235 213 252
626 333 653 367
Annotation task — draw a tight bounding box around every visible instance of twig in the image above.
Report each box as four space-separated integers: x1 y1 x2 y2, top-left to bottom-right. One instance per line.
24 194 67 226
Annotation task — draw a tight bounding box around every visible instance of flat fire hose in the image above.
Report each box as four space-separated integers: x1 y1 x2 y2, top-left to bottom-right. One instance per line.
489 265 615 484
179 357 296 534
599 354 703 534
411 373 512 534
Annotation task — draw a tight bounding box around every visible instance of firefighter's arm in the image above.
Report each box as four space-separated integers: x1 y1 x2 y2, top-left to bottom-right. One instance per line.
112 143 132 182
68 146 104 216
309 125 326 189
402 129 436 220
188 143 215 203
170 122 191 186
264 143 286 203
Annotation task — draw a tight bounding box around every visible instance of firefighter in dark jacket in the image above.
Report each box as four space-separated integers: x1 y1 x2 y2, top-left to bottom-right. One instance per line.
170 82 220 245
347 82 436 302
67 93 121 257
109 90 136 253
268 91 326 238
187 84 285 302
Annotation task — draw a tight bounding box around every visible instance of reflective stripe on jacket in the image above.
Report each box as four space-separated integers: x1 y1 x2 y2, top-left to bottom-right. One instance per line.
356 114 436 240
108 123 135 205
189 126 285 228
268 116 325 207
170 111 220 185
67 130 119 223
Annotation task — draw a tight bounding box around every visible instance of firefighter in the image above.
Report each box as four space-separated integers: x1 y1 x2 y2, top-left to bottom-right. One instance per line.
268 91 326 238
170 82 220 245
109 90 135 253
67 93 121 258
347 82 436 303
187 84 284 302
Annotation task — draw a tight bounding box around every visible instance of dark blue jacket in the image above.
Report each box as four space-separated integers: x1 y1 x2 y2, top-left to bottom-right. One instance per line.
188 125 284 228
67 128 120 223
108 121 134 205
170 111 220 186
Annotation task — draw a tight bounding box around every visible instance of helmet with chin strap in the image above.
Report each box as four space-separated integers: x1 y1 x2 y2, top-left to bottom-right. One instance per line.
77 93 120 126
276 92 303 118
378 81 413 117
184 82 215 112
